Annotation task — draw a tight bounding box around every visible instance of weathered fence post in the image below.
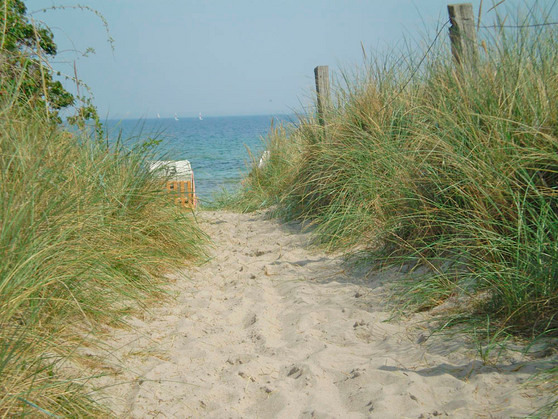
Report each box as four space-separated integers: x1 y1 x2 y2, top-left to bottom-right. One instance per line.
314 65 330 128
447 3 478 69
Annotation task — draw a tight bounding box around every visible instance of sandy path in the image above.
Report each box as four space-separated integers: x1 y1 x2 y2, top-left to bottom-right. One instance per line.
92 211 552 418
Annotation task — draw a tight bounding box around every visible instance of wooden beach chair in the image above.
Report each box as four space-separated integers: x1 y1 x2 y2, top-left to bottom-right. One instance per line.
149 160 197 209
165 179 196 209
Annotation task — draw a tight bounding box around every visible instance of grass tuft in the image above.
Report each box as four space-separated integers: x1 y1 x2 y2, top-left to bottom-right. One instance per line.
232 9 558 340
0 103 207 416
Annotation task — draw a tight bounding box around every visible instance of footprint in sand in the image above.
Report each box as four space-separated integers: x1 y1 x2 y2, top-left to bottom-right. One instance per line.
88 210 554 418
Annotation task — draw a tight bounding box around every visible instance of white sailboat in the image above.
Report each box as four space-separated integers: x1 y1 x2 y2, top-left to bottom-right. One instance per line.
174 113 179 121
198 112 203 121
157 113 161 119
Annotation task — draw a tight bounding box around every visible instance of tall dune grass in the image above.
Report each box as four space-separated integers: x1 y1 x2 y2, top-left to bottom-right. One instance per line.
0 103 206 416
232 17 558 412
234 18 557 339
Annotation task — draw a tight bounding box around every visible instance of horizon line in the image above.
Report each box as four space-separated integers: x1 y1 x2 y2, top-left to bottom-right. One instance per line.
104 112 299 122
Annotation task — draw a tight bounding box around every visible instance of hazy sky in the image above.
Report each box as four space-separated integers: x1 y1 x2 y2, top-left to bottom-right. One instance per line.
26 0 556 119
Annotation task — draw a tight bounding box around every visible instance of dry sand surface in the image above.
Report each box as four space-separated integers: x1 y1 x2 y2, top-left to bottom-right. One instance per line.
91 210 554 418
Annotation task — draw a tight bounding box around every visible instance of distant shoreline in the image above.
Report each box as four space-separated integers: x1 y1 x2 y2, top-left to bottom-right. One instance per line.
105 113 297 123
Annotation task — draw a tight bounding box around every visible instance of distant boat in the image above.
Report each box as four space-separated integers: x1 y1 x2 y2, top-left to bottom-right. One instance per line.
198 112 203 121
174 113 179 121
157 113 161 119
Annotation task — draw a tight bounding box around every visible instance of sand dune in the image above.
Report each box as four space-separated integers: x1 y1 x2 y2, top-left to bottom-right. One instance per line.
91 211 554 418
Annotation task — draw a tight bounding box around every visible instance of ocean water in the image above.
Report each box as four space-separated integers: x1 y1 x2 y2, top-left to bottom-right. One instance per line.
106 115 294 203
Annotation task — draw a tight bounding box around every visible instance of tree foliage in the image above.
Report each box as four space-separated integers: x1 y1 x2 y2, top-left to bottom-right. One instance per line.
0 0 99 126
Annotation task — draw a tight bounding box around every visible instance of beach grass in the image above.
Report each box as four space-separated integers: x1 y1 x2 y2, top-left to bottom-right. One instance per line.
0 103 207 416
229 15 558 411
232 8 557 344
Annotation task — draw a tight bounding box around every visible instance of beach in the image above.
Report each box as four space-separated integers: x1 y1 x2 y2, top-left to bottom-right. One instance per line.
3 1 556 416
89 210 553 418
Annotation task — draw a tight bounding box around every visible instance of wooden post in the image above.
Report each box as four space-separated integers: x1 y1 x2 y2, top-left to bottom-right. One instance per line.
314 66 330 127
447 3 478 68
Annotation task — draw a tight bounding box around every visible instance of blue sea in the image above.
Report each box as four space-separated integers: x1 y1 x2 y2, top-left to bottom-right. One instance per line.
105 115 294 204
